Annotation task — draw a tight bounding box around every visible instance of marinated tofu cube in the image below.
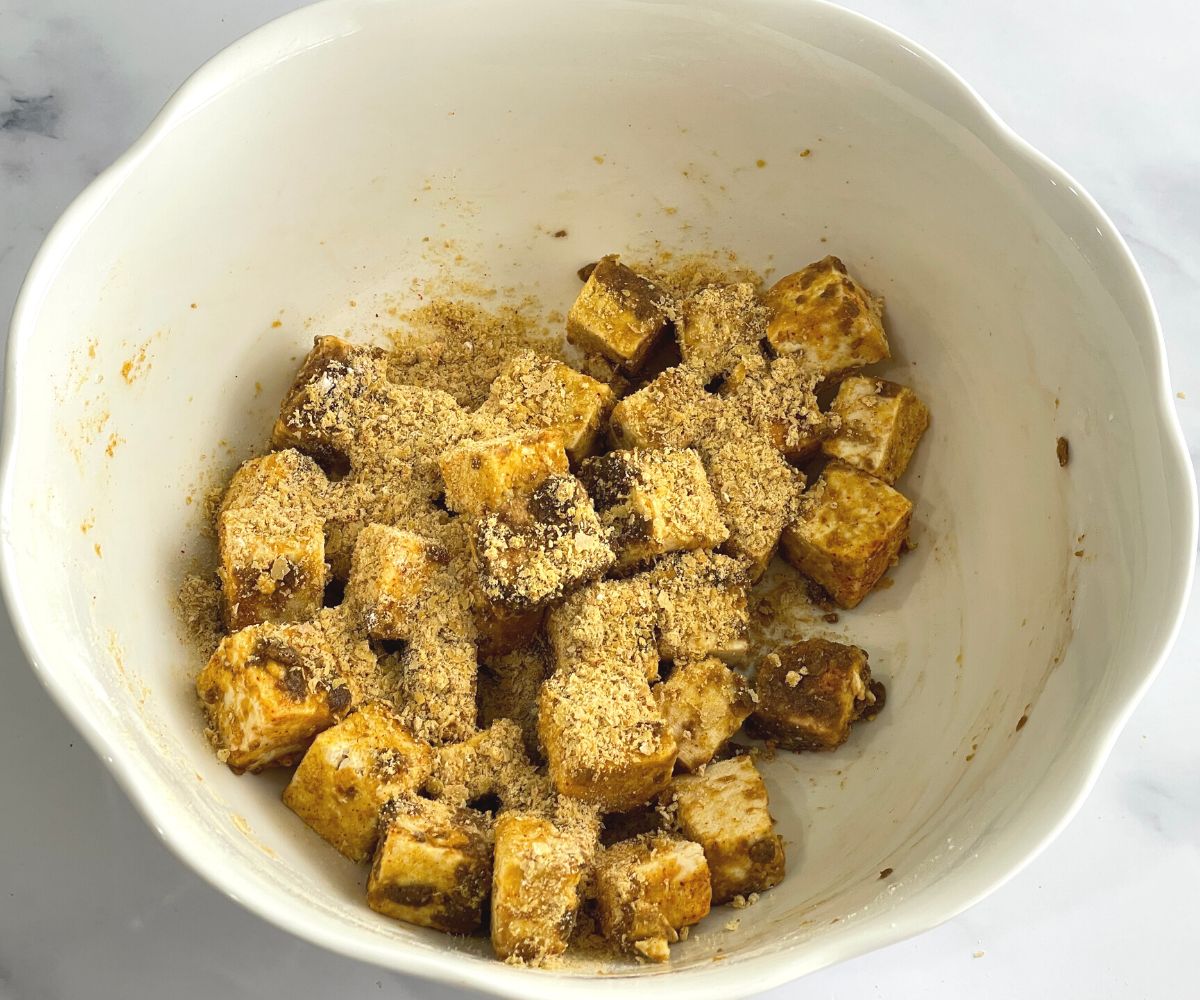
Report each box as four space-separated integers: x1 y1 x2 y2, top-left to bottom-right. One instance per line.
195 612 365 773
472 474 614 611
478 642 551 758
750 638 875 750
608 368 716 451
593 834 712 962
567 256 672 371
764 256 890 374
479 352 616 462
579 448 728 571
217 450 329 631
282 702 434 861
272 335 390 467
439 429 569 518
399 629 479 747
539 664 677 811
780 462 912 608
491 812 588 964
720 354 828 462
344 524 449 639
545 577 659 681
669 756 785 903
656 658 754 771
367 794 492 933
675 282 767 374
650 550 750 663
822 375 930 484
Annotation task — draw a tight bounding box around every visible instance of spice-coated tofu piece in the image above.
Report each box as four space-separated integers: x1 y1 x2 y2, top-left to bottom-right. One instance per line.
272 335 390 466
675 282 767 374
491 812 589 964
650 550 750 664
567 256 673 371
750 638 875 750
399 629 479 747
282 703 434 862
439 429 569 518
545 577 659 680
668 756 785 903
217 450 328 631
472 475 614 611
539 663 677 811
478 642 551 759
764 256 890 375
822 376 930 484
781 462 912 608
195 613 366 773
720 354 828 462
344 524 449 639
579 448 728 572
479 352 617 462
608 368 716 451
656 658 754 772
367 795 493 933
593 834 712 962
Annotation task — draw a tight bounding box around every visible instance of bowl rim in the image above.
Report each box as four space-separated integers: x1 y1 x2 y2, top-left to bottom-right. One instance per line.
2 0 1195 996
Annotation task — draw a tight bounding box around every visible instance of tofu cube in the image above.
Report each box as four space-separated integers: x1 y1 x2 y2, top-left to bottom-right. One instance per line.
593 835 712 961
217 450 329 631
822 375 930 484
399 630 479 747
367 795 492 933
567 256 672 371
675 282 767 374
765 256 890 374
479 351 616 462
720 354 828 462
472 474 614 611
669 756 785 903
272 335 390 467
608 368 716 451
344 524 449 639
490 812 588 964
750 638 875 750
539 664 677 811
478 642 551 759
545 577 659 680
780 462 912 607
439 429 569 518
656 658 754 771
195 613 365 773
282 702 434 861
579 448 728 571
650 551 750 663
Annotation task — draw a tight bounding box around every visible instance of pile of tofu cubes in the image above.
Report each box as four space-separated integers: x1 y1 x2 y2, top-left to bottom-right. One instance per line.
194 252 928 965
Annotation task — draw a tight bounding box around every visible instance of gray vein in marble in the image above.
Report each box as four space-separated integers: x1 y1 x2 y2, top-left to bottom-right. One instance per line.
0 94 60 137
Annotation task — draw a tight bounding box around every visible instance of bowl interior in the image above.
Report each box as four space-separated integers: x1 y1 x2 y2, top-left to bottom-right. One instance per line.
3 0 1190 993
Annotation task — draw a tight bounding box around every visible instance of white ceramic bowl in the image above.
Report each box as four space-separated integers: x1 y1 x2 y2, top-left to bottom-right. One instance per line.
2 0 1194 996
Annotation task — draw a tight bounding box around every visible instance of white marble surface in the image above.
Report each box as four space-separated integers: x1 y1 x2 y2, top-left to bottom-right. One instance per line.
1 1 1198 997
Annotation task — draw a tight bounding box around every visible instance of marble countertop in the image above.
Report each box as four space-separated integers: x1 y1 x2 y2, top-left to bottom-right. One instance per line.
1 1 1197 997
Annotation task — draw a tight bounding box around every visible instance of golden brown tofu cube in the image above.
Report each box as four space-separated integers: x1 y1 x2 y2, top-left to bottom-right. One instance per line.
344 524 448 639
490 812 588 964
650 550 750 663
656 658 754 771
567 256 672 371
750 638 875 750
282 703 434 861
217 450 328 631
367 795 492 933
539 664 677 811
765 256 890 374
720 353 828 462
478 642 551 759
675 282 767 374
195 614 364 773
593 834 712 962
822 375 930 484
439 429 569 518
472 474 614 611
579 448 728 572
272 335 390 466
669 756 785 903
479 352 616 462
608 368 716 451
545 577 659 680
780 462 912 608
